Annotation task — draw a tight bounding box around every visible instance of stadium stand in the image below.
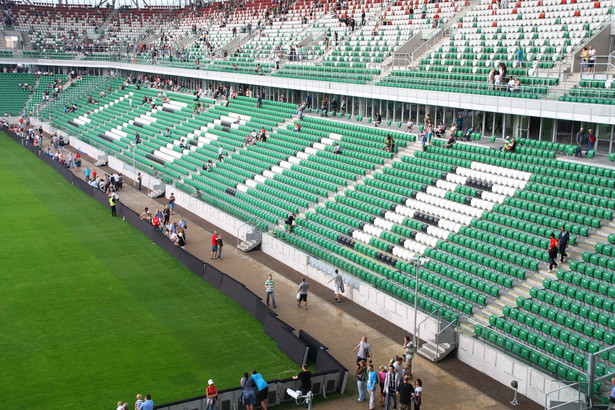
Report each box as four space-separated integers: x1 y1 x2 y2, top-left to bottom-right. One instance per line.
4 0 615 406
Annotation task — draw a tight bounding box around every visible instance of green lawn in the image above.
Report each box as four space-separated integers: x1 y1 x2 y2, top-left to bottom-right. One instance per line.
0 132 297 408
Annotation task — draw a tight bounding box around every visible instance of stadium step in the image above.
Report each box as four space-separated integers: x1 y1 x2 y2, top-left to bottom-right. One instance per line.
417 340 457 363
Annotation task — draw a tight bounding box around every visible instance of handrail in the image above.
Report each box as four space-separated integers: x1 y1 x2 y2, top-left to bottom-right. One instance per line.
545 382 583 410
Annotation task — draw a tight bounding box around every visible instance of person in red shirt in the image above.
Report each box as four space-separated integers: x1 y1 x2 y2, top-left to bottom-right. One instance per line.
206 379 218 410
548 233 558 271
211 231 218 260
152 214 160 230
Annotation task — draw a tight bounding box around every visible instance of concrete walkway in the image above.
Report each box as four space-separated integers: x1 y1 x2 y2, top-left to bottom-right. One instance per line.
46 137 540 410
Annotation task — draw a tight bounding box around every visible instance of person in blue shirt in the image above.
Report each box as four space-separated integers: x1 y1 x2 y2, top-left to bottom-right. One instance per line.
367 363 379 410
138 394 154 410
251 370 269 410
516 47 524 68
607 377 615 410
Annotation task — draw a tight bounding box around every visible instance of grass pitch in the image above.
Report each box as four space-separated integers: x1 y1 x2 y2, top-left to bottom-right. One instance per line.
0 132 297 408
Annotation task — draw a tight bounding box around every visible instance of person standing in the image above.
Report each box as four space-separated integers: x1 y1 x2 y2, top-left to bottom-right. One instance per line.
265 274 276 308
403 336 414 377
169 192 176 215
137 172 142 190
286 213 296 233
396 375 415 410
548 233 559 271
559 226 570 263
456 114 463 134
297 277 309 310
575 128 585 157
297 276 310 310
211 231 218 260
587 129 596 154
206 379 218 410
327 269 344 303
353 336 373 365
413 379 422 410
607 377 615 410
139 395 154 410
384 365 399 410
292 363 312 406
109 194 117 217
84 166 91 182
218 145 224 161
241 372 256 410
250 370 269 410
216 233 223 260
588 46 596 74
367 363 378 410
356 360 368 402
67 152 74 168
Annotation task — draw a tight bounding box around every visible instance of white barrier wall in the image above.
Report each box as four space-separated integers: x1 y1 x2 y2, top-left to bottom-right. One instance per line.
457 332 583 406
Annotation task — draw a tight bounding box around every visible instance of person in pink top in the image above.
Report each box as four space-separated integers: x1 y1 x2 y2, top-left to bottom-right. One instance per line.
378 365 387 407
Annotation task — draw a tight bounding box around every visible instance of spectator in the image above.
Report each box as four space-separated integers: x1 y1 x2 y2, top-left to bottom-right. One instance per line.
292 363 312 405
575 128 585 157
293 122 301 132
385 134 395 152
373 111 382 127
211 231 218 260
548 233 559 271
296 276 309 310
396 375 415 410
333 143 342 154
206 379 218 410
436 121 445 138
378 365 387 407
137 172 142 190
456 114 463 132
587 129 595 154
419 131 427 151
588 46 596 74
406 119 414 132
606 377 615 410
445 133 456 148
384 365 400 410
285 212 296 232
140 207 151 221
558 226 569 263
116 401 124 410
109 193 117 217
250 370 269 410
218 145 224 161
516 46 523 68
402 335 414 376
356 360 368 402
581 47 589 73
265 274 276 308
413 379 423 410
327 269 344 303
216 233 223 260
354 336 372 365
241 372 256 410
367 363 378 409
135 394 143 410
140 395 154 410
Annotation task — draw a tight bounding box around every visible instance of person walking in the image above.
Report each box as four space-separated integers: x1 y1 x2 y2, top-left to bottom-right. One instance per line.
211 231 218 260
384 365 400 410
109 194 117 217
356 360 368 403
558 226 570 262
353 336 373 365
575 128 585 157
396 375 415 410
216 233 224 260
587 129 596 154
297 277 309 310
206 379 218 410
137 172 142 190
548 233 559 271
327 269 344 303
265 274 276 308
367 363 378 410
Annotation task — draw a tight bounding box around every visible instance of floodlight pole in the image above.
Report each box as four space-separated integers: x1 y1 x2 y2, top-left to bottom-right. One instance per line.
131 143 136 186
